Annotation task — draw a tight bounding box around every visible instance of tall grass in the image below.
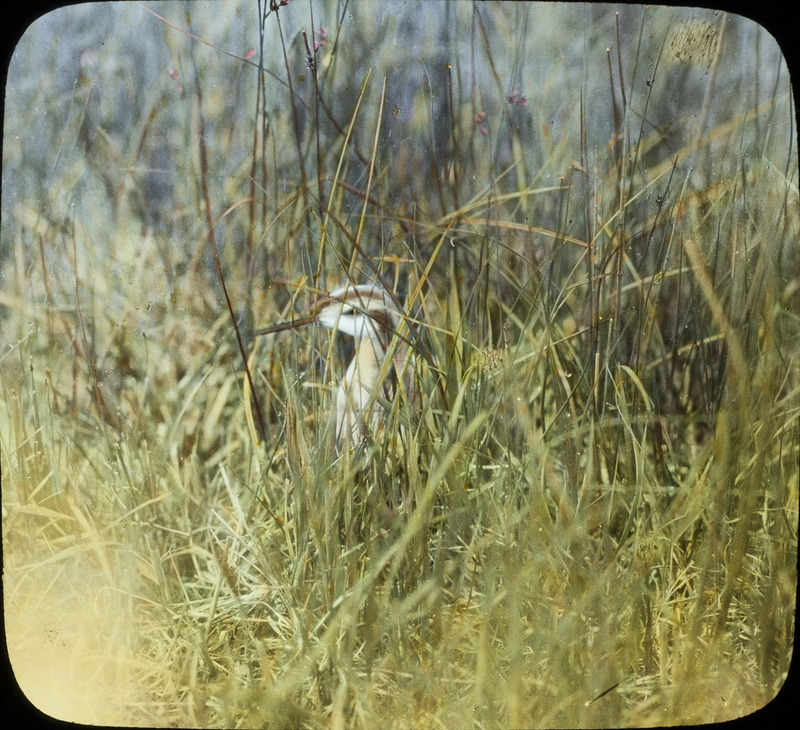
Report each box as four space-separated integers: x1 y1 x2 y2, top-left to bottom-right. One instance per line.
2 2 797 727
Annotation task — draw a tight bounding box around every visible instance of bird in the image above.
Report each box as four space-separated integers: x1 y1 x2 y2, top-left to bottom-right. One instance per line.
254 282 410 449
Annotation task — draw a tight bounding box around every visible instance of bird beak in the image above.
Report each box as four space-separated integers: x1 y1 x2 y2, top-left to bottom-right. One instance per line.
252 313 318 337
253 289 345 337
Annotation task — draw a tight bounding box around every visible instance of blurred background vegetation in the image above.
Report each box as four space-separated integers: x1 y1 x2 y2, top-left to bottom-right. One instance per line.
2 2 797 727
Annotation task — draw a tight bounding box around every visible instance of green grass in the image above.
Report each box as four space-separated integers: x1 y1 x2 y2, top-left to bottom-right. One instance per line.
2 2 798 727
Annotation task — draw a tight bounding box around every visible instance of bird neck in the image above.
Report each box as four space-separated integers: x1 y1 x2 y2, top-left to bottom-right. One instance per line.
346 334 386 393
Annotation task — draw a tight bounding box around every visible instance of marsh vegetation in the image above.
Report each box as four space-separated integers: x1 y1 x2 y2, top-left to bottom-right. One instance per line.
2 2 797 727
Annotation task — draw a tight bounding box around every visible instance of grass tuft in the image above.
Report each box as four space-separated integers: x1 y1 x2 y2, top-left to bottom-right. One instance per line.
2 3 797 727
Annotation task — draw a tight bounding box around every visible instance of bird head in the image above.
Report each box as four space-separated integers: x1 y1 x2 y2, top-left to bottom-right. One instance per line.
314 284 401 349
